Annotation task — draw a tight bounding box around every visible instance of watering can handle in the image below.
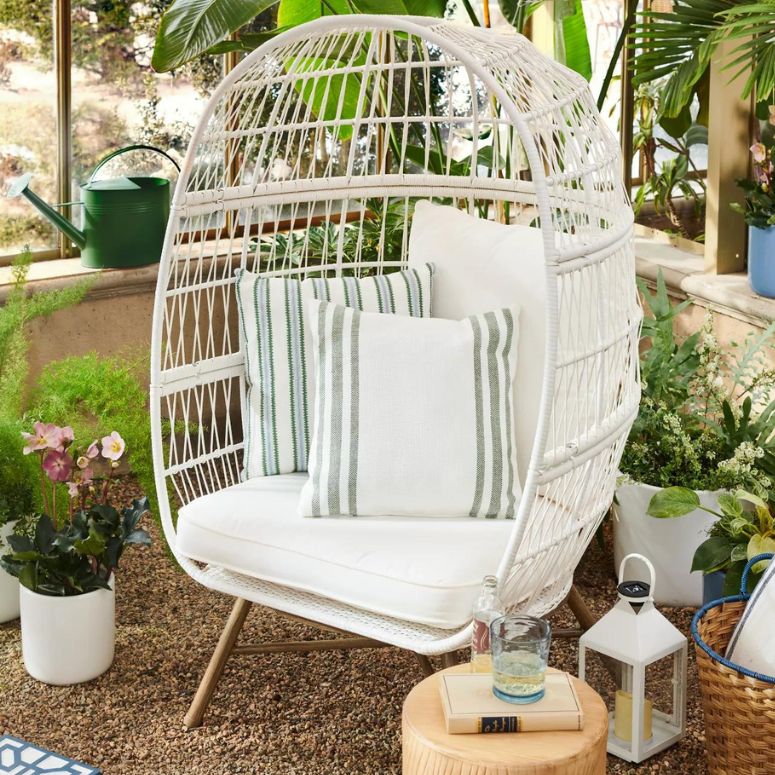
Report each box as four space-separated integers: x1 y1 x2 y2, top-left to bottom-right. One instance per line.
89 144 181 182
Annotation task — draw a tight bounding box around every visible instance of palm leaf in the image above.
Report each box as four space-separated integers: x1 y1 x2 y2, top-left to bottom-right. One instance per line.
720 2 775 99
152 0 280 71
631 0 732 117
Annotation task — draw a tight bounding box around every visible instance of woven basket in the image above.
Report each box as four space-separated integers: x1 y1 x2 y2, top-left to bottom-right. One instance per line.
691 554 775 775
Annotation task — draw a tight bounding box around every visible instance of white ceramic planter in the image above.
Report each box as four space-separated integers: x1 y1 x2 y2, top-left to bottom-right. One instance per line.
0 520 20 623
20 577 114 685
613 483 719 607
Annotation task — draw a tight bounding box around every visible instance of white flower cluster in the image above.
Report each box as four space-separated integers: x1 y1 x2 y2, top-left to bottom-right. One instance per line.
716 442 771 497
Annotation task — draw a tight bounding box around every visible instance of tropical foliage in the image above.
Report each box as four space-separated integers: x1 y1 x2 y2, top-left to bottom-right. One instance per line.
648 487 774 595
631 0 775 121
151 0 593 81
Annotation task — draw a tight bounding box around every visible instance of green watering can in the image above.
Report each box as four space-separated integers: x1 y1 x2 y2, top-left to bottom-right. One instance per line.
7 144 180 269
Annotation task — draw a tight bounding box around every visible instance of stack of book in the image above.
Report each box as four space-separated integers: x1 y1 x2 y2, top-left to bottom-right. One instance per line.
438 671 584 734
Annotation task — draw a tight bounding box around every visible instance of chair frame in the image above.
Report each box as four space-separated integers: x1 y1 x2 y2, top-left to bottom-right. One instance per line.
150 15 641 727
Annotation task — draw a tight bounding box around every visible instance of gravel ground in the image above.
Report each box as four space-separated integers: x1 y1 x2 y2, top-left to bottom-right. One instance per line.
0 479 707 775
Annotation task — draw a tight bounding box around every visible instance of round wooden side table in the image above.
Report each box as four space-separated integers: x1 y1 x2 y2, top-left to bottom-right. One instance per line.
402 664 608 775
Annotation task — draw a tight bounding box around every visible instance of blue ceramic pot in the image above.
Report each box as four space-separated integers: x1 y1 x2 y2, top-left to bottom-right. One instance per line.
749 225 775 298
702 571 726 604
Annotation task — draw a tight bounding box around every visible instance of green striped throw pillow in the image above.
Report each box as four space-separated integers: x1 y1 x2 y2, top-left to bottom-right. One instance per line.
235 265 434 478
299 300 521 518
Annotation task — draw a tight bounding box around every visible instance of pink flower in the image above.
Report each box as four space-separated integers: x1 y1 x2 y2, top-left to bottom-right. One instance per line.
751 143 767 164
101 431 125 461
21 422 62 455
57 426 74 450
67 481 80 498
42 449 74 482
86 440 99 459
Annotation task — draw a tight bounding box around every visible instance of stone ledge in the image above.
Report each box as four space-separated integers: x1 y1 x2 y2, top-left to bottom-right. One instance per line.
632 224 775 328
0 258 160 304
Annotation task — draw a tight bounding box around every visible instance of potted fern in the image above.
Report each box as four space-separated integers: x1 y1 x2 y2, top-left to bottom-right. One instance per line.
617 273 775 605
0 425 150 685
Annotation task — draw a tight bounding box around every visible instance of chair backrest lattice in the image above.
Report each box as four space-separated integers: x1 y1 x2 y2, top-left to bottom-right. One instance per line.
150 15 640 614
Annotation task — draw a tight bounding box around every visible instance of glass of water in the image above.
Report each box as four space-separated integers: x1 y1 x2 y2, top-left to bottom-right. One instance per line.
490 615 552 704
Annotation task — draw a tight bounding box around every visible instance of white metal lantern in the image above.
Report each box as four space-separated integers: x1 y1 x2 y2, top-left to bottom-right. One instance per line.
578 554 687 763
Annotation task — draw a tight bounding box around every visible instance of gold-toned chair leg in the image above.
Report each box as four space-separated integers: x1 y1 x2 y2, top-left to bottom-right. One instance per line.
184 597 252 729
415 653 435 676
441 650 460 668
567 584 597 632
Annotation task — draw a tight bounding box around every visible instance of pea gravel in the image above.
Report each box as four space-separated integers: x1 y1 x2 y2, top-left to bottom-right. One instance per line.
0 479 707 774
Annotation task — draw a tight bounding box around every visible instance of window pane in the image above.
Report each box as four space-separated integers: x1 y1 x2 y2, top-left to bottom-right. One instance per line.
0 12 58 255
70 2 221 196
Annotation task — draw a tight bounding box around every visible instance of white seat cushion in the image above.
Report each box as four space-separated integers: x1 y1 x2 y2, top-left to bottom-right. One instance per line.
176 474 514 629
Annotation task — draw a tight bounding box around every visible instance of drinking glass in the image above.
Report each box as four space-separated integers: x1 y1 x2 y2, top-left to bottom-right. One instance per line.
490 615 552 704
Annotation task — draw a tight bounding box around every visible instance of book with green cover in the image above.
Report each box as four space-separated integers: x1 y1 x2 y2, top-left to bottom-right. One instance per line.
438 671 584 734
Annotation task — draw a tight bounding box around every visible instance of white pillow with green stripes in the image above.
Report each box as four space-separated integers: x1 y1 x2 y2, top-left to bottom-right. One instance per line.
235 265 434 479
299 300 521 518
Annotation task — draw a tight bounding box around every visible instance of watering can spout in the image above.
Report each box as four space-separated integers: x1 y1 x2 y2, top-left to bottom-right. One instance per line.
7 173 87 250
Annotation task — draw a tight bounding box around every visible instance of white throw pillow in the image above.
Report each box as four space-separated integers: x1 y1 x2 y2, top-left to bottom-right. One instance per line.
725 557 775 678
299 300 521 518
408 201 546 486
235 264 434 478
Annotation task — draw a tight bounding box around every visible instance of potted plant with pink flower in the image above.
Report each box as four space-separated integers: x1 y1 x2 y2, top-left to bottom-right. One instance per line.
0 423 150 685
731 141 775 297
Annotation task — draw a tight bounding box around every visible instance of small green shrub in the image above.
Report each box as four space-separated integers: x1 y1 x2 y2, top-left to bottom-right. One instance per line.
0 416 38 526
29 352 162 522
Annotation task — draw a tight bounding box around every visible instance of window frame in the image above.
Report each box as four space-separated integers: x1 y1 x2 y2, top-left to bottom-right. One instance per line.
0 0 240 268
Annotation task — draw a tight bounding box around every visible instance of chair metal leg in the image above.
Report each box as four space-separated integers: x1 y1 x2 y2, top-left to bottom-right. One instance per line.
184 597 252 729
441 650 460 668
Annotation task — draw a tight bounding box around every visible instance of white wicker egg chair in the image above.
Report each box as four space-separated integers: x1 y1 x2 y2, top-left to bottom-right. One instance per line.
150 14 641 727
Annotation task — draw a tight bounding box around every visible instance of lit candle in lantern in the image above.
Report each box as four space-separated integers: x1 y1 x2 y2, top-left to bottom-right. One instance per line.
614 690 653 742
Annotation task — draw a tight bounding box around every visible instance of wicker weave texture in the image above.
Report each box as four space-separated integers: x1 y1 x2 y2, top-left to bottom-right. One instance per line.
694 600 775 775
149 16 641 654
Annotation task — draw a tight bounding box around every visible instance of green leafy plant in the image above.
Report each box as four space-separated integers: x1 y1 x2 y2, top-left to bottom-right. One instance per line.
631 84 707 239
255 198 414 271
631 0 775 121
0 425 150 596
620 271 775 493
1 500 150 596
648 487 774 595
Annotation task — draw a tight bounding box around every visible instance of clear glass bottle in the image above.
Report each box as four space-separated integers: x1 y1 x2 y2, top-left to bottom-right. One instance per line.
471 575 504 673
